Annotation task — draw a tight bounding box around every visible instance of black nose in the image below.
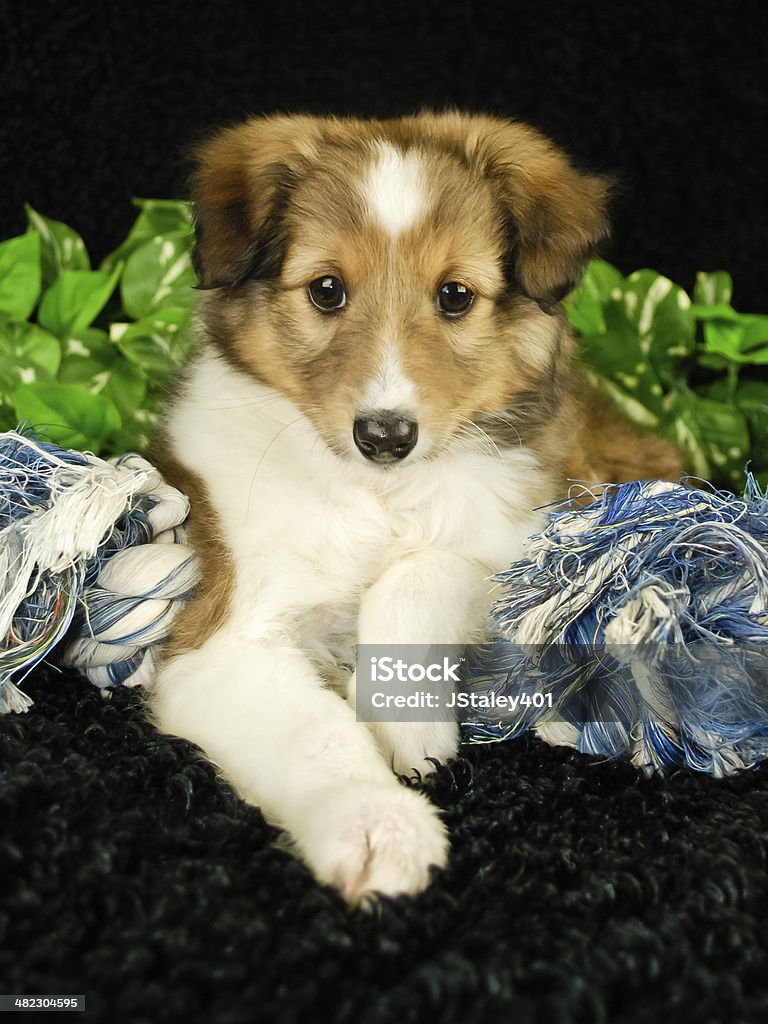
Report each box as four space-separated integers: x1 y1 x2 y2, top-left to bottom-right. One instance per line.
353 414 419 463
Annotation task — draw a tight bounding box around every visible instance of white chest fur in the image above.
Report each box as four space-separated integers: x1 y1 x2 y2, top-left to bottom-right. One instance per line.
166 349 546 642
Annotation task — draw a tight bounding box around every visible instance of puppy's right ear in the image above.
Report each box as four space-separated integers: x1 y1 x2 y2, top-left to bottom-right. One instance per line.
191 116 321 289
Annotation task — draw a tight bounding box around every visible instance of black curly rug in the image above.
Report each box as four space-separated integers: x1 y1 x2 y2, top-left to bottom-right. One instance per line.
3 666 768 1022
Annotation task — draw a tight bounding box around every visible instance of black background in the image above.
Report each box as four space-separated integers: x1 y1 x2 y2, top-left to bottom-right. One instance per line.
1 0 767 309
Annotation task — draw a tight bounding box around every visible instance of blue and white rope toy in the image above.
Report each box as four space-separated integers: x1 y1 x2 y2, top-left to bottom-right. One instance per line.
0 429 200 712
461 477 768 776
2 427 768 778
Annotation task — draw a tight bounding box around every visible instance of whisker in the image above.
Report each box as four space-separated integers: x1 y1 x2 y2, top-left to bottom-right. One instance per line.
245 414 308 520
453 418 507 461
200 395 286 413
474 411 524 449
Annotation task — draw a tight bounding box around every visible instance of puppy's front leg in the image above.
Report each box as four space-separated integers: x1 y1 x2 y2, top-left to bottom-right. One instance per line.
355 549 491 776
151 626 447 903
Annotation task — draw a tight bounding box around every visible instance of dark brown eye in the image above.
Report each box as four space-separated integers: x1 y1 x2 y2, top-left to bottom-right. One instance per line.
308 275 346 311
437 281 474 317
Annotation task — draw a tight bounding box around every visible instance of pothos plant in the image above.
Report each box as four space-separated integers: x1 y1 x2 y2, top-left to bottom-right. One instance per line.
0 200 195 453
565 260 768 489
0 201 766 489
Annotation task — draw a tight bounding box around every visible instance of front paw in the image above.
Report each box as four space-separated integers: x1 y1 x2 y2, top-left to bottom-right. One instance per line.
292 780 449 905
368 718 460 778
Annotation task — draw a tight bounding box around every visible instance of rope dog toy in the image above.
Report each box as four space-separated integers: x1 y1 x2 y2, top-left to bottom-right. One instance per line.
462 477 768 776
0 428 199 712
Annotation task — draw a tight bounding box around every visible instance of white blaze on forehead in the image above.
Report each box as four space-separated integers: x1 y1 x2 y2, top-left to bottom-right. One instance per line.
361 345 419 414
363 142 429 237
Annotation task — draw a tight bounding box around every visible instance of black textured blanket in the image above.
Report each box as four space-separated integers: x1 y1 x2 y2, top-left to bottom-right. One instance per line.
3 668 768 1022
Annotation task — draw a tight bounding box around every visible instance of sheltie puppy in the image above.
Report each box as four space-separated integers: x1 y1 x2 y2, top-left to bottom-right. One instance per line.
150 111 679 904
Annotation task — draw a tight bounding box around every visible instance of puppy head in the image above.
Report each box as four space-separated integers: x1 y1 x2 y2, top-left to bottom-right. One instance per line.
191 111 610 466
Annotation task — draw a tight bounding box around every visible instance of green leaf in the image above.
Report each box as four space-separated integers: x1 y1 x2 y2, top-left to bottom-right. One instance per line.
57 328 147 420
24 204 90 288
0 322 61 399
37 264 123 339
0 321 62 378
0 232 41 322
102 360 146 421
109 404 159 454
61 326 114 364
577 259 625 301
12 382 121 452
101 199 193 274
579 323 666 417
0 400 17 434
730 380 768 473
111 306 191 378
565 292 605 336
732 378 768 424
662 389 750 486
738 315 768 354
621 270 696 383
693 271 733 307
692 303 745 321
703 315 768 364
58 329 115 384
702 319 744 361
120 234 196 319
580 367 660 429
565 259 625 335
695 351 730 372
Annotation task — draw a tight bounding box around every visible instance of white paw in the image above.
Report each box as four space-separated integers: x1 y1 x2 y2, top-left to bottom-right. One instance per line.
292 780 449 905
369 718 460 778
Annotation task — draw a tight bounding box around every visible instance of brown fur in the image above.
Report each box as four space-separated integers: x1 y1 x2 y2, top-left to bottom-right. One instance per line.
150 442 234 657
567 392 683 488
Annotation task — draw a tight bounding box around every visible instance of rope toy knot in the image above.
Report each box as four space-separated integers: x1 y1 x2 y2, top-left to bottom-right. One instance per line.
0 429 200 712
463 477 768 776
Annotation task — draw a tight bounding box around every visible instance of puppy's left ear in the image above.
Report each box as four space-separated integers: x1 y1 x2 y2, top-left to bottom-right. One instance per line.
468 119 612 309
